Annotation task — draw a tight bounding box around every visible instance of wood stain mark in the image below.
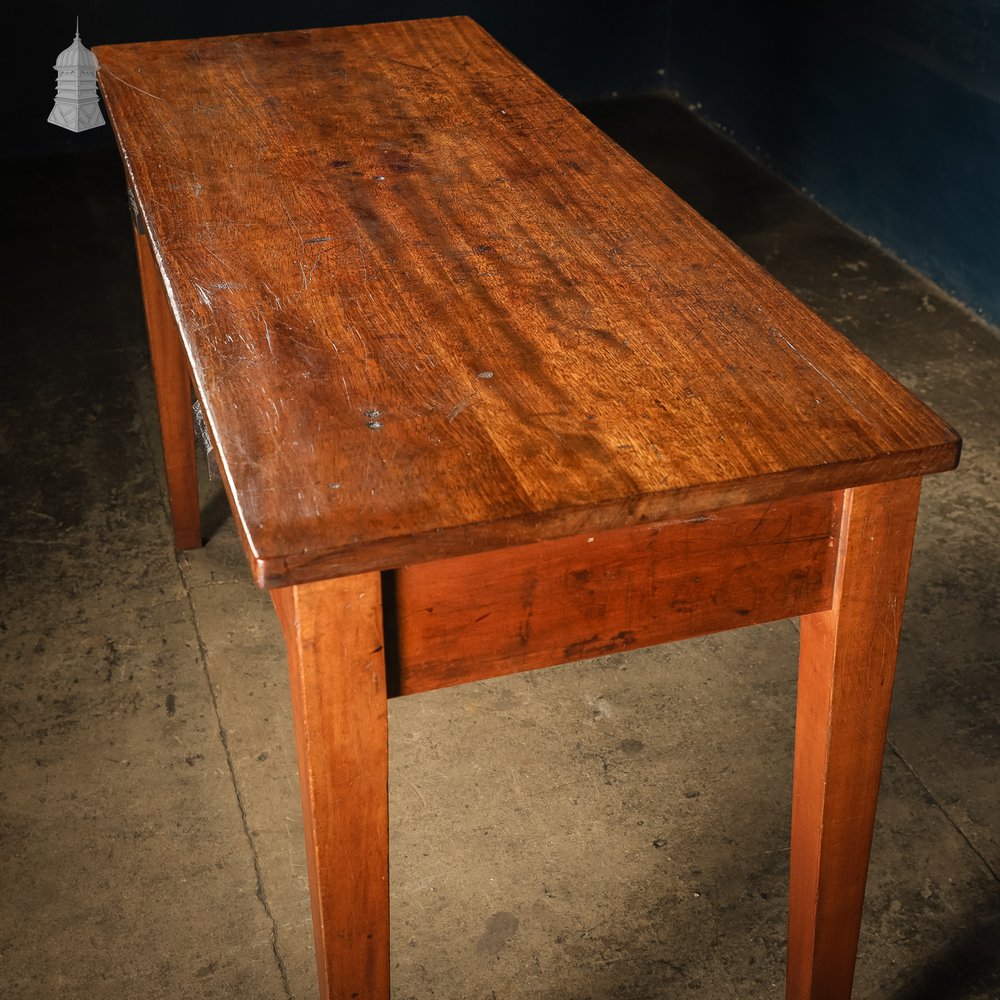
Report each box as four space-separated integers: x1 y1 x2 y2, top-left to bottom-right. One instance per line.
563 630 637 660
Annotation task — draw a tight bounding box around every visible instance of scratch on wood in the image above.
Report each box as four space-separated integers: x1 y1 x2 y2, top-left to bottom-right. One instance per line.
99 67 164 101
202 247 238 275
263 282 282 309
349 324 370 363
235 54 253 88
299 258 320 289
769 326 866 417
447 398 471 422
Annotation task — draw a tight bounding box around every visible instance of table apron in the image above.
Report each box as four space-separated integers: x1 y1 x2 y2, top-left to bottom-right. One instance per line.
388 490 842 696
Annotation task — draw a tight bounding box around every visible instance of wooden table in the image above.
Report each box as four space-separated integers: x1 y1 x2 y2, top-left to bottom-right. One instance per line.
96 18 960 999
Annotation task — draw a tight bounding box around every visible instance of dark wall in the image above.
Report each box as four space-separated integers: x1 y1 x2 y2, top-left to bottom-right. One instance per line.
664 0 1000 326
6 2 670 158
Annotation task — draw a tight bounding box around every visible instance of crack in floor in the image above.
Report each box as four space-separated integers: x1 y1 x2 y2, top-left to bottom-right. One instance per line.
889 737 1000 884
189 611 296 1000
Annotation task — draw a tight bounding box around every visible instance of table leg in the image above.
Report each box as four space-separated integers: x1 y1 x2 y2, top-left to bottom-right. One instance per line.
273 573 390 1000
787 477 922 1000
132 228 202 550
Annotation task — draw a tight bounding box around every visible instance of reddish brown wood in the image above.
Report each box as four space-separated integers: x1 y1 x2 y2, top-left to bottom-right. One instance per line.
132 226 202 550
98 20 962 1000
96 20 959 587
787 478 922 1000
272 573 390 1000
394 492 840 693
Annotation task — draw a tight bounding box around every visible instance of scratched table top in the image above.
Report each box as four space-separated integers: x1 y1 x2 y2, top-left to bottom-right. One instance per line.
95 17 959 587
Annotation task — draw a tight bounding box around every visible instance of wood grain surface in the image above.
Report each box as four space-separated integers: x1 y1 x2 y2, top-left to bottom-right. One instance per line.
96 18 960 587
392 491 839 693
787 478 922 1000
133 228 203 550
273 574 390 1000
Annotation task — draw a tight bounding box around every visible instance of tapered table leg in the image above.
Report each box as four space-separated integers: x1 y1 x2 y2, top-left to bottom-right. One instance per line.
787 478 922 1000
132 227 202 550
273 573 390 1000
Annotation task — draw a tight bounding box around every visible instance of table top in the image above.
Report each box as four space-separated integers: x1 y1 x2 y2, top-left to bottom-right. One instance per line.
95 17 960 587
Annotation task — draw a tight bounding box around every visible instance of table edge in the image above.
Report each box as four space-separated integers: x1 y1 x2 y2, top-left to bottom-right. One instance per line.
254 439 959 588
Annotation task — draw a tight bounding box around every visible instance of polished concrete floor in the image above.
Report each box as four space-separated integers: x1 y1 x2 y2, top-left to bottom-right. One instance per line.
1 94 997 1000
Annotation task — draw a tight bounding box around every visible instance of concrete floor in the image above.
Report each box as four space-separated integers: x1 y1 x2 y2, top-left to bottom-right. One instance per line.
1 94 997 1000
